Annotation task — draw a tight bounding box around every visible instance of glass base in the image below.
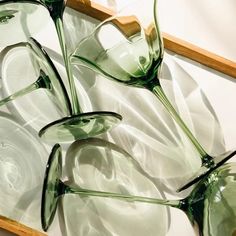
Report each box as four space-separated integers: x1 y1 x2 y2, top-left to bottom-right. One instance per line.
39 111 122 142
41 144 62 232
177 150 236 192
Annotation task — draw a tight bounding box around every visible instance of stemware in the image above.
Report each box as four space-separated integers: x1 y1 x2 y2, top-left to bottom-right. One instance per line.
33 0 123 142
0 37 121 141
41 138 169 234
42 139 236 235
70 0 236 190
0 37 71 122
0 0 122 142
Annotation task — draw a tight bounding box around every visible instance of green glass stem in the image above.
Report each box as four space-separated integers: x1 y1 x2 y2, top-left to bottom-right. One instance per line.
0 70 49 107
42 143 236 234
152 85 212 163
60 180 182 209
54 16 81 115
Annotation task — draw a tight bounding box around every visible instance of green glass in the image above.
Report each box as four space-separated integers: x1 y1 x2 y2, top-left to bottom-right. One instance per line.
41 139 169 232
70 0 235 191
0 1 122 142
41 139 236 235
0 9 17 22
39 111 122 142
0 37 71 119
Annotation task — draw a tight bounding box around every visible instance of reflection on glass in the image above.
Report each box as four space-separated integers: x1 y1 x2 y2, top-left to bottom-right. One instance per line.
71 0 236 190
62 137 169 236
41 139 236 236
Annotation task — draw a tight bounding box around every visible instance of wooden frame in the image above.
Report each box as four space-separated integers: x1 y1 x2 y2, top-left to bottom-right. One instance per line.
0 216 46 236
1 0 235 235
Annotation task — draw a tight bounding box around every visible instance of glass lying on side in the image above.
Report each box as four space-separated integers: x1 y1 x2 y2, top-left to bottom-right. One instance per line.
42 138 236 236
41 138 169 235
70 0 236 190
0 37 121 142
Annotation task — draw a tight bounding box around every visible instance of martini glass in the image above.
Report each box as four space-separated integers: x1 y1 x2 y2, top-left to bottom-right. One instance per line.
41 140 236 235
70 0 235 191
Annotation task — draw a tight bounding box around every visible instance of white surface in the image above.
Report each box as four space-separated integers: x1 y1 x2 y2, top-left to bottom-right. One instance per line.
0 1 236 236
158 0 236 62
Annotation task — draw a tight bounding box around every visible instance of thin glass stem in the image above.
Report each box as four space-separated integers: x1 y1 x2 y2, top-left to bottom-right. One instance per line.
0 81 38 107
54 16 81 115
0 71 51 107
61 181 181 208
152 85 210 160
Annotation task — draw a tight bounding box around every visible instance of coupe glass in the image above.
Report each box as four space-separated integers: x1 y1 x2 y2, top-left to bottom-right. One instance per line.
0 37 121 141
70 0 236 190
41 138 169 233
41 139 236 236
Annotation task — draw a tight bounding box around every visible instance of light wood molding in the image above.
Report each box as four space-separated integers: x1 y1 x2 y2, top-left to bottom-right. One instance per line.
0 215 46 236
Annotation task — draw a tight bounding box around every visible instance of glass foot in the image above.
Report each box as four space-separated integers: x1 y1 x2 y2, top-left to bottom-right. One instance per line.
39 111 122 142
177 150 236 192
41 144 62 231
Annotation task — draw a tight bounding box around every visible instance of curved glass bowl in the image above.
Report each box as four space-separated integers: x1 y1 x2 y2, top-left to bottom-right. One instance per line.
41 139 169 233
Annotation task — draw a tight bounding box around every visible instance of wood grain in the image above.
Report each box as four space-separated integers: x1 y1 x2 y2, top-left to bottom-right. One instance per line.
0 215 46 236
67 0 236 78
